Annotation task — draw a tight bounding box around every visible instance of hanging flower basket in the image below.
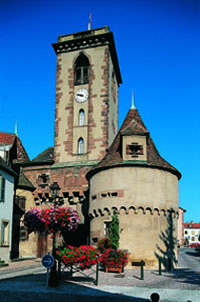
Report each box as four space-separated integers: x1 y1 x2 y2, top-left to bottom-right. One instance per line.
23 208 46 234
23 206 80 235
41 206 80 235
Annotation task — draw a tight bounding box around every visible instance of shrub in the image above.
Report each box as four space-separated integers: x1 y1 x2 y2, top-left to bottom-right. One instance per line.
109 210 120 249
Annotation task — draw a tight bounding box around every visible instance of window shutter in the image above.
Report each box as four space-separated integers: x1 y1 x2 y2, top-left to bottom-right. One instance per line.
0 175 2 202
0 176 5 202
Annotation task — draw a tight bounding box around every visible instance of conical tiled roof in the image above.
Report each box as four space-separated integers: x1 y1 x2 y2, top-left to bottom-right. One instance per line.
87 108 181 179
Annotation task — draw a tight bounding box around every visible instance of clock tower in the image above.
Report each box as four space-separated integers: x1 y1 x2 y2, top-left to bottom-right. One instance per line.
52 26 122 165
21 27 122 249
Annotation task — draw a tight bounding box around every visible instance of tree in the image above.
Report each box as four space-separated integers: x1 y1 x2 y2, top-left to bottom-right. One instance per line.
109 210 120 249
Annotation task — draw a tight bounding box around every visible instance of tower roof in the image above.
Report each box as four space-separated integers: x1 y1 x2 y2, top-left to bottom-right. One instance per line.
52 26 122 85
87 108 181 180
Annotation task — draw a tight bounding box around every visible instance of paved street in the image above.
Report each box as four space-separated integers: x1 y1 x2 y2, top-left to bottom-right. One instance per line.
0 248 199 302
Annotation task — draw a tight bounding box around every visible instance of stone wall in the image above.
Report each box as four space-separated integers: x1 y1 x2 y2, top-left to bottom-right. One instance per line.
89 166 179 268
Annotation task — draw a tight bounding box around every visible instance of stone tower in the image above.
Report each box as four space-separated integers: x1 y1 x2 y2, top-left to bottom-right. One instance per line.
22 26 122 249
86 106 181 268
52 26 122 165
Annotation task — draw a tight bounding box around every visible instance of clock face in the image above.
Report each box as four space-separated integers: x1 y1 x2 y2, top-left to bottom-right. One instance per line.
75 88 88 103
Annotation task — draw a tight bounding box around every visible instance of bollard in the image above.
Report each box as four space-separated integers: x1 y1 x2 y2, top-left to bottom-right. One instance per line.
140 260 144 280
158 258 162 276
58 259 61 279
132 260 145 280
168 257 172 272
94 262 99 286
150 292 160 302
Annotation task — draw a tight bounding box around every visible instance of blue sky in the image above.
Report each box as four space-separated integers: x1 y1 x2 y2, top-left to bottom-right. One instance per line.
0 0 199 222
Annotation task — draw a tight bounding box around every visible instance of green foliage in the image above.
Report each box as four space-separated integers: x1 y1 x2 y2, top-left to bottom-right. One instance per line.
109 210 120 249
98 237 112 253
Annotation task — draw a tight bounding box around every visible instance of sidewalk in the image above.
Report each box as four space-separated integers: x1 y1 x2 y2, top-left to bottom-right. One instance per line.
0 258 199 302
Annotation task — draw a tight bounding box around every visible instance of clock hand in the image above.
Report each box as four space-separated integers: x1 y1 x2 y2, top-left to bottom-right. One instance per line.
77 93 84 97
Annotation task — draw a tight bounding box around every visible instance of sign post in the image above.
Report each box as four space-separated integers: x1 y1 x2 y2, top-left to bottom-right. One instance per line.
42 254 55 287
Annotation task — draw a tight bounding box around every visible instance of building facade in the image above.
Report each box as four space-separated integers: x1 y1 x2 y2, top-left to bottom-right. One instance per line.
0 132 32 260
177 207 186 247
184 222 200 245
6 26 181 268
0 158 16 262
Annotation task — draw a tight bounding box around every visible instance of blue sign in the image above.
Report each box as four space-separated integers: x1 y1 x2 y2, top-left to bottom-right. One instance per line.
42 254 55 268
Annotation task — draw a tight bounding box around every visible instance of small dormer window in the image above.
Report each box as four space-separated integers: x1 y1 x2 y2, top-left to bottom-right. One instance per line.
126 142 143 158
122 135 147 162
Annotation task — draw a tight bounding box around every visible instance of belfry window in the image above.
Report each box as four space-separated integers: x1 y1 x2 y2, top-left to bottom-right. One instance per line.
74 54 89 85
78 138 84 154
78 109 85 126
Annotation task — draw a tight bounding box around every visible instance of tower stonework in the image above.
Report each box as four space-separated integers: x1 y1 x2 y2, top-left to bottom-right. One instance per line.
86 108 181 268
22 26 122 251
52 26 122 164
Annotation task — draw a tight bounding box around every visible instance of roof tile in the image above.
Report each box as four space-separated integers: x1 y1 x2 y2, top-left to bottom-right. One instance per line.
0 132 30 162
87 108 181 179
32 147 54 162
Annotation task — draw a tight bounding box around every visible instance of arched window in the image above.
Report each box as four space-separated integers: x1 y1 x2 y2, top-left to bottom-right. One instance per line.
78 138 84 154
78 109 85 126
74 54 89 85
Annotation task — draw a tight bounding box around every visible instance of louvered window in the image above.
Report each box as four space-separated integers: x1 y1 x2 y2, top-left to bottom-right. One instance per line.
74 54 89 85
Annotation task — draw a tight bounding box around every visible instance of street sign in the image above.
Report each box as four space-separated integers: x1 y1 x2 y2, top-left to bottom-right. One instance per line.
42 254 55 268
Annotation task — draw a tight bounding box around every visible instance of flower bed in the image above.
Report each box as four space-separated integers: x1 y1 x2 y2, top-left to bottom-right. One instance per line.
56 245 101 269
101 248 129 269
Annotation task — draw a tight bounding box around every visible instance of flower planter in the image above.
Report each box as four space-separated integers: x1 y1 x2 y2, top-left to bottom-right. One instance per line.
105 266 122 274
100 248 128 273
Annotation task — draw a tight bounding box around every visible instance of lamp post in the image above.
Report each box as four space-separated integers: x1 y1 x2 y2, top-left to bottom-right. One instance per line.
48 182 63 287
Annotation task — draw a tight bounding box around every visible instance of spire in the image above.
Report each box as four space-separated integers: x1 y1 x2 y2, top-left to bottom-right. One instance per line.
88 13 92 30
15 121 18 136
131 90 136 109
